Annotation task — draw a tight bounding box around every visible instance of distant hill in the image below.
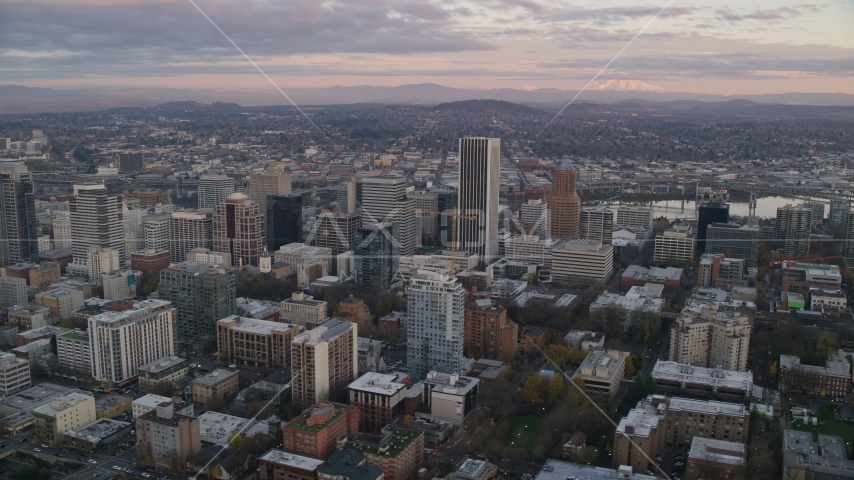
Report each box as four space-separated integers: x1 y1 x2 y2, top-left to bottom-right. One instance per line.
153 101 244 111
430 99 546 115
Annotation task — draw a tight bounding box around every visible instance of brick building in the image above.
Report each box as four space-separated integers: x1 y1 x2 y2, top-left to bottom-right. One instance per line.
131 249 170 274
191 369 239 406
337 425 424 480
779 354 851 397
332 296 372 331
281 402 359 460
463 298 518 361
347 372 408 434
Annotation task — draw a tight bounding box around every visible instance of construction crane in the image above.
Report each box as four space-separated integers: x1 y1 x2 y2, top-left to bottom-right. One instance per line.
410 207 477 276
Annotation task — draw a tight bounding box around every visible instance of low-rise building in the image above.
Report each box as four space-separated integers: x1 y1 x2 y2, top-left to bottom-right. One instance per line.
33 391 96 445
348 372 408 434
280 292 328 328
571 350 629 400
132 393 193 419
0 352 31 395
281 401 359 460
781 262 842 293
336 424 424 480
535 459 653 480
130 249 171 274
420 371 479 426
779 354 851 397
7 304 52 331
551 240 614 285
95 394 133 419
563 330 605 351
669 305 752 372
64 418 132 452
809 288 847 313
445 458 499 480
651 361 753 403
621 265 684 293
135 399 201 471
11 338 51 360
782 430 854 480
216 316 300 369
137 356 190 394
258 449 324 480
333 296 372 331
34 288 85 320
685 437 746 480
589 285 663 331
698 254 746 289
614 394 750 473
519 325 549 353
191 369 240 406
197 411 256 444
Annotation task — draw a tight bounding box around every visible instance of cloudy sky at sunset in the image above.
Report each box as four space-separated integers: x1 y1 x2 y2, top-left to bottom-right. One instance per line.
2 0 853 94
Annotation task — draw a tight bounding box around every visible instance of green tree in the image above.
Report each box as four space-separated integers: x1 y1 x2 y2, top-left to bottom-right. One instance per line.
548 374 566 402
625 356 635 378
521 374 543 404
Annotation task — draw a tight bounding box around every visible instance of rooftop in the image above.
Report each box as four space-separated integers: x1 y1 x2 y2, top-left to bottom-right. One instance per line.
292 320 354 347
218 315 298 335
348 373 407 396
133 394 173 409
198 411 255 442
780 355 850 376
652 361 753 392
95 394 132 411
623 265 683 282
138 355 189 375
688 437 746 467
64 418 131 442
573 350 629 383
192 369 239 386
258 449 324 471
89 299 173 327
339 424 421 458
783 429 854 477
286 403 353 433
33 392 93 417
423 371 479 396
0 383 73 413
534 459 656 480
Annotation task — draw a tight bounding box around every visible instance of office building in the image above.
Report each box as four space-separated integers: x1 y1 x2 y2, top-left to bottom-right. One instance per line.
406 270 465 381
197 174 234 209
698 254 745 288
463 298 518 361
810 288 847 312
123 198 144 258
780 262 842 293
653 225 695 263
457 137 500 263
652 361 752 403
420 371 480 425
669 307 751 371
0 352 31 395
571 350 629 400
216 316 300 369
336 177 357 214
549 163 581 239
141 214 171 252
564 330 606 352
621 265 684 293
8 304 51 330
191 369 239 406
614 206 653 228
52 212 72 249
274 243 333 284
28 262 60 288
267 193 303 251
411 191 439 246
102 270 139 300
291 320 358 406
504 235 561 268
614 394 749 473
118 153 144 173
705 223 760 267
434 187 458 248
354 222 399 290
33 391 96 445
258 450 324 480
776 204 812 257
158 262 236 347
579 206 614 245
249 173 292 216
127 190 170 207
86 246 120 281
551 240 614 285
520 199 548 237
829 198 850 227
135 400 201 471
281 401 359 459
89 300 177 385
347 372 408 434
137 356 189 394
696 202 729 254
0 276 28 306
0 163 38 266
337 425 424 480
309 211 360 274
213 192 264 267
782 430 854 480
359 176 415 256
168 209 213 263
185 247 231 267
69 185 126 269
34 287 84 320
280 291 328 328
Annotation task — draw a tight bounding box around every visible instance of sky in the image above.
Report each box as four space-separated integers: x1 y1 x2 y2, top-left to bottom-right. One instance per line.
1 0 853 95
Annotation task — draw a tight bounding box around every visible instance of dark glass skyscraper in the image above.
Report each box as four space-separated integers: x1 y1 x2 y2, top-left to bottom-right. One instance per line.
354 222 398 290
266 193 303 252
0 163 38 265
697 202 729 254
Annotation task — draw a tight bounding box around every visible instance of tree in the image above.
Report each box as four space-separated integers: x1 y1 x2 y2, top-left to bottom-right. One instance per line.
548 374 566 402
403 415 414 427
624 357 635 378
544 344 571 368
521 374 543 404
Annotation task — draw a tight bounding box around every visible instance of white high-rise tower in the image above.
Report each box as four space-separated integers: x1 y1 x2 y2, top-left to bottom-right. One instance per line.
458 137 500 264
406 270 466 381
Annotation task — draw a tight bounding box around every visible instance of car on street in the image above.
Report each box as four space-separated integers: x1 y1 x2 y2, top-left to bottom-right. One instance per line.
41 444 49 448
113 466 123 470
141 474 151 478
92 474 101 479
89 459 98 464
33 448 41 452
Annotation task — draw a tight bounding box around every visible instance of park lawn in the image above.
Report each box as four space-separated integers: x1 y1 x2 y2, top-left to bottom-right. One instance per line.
506 415 542 455
792 422 854 456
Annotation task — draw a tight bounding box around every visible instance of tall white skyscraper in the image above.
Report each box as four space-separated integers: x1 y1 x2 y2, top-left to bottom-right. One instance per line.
359 176 416 256
406 270 466 381
89 299 177 385
168 209 213 262
69 185 126 269
142 214 172 252
197 175 234 209
458 137 500 264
